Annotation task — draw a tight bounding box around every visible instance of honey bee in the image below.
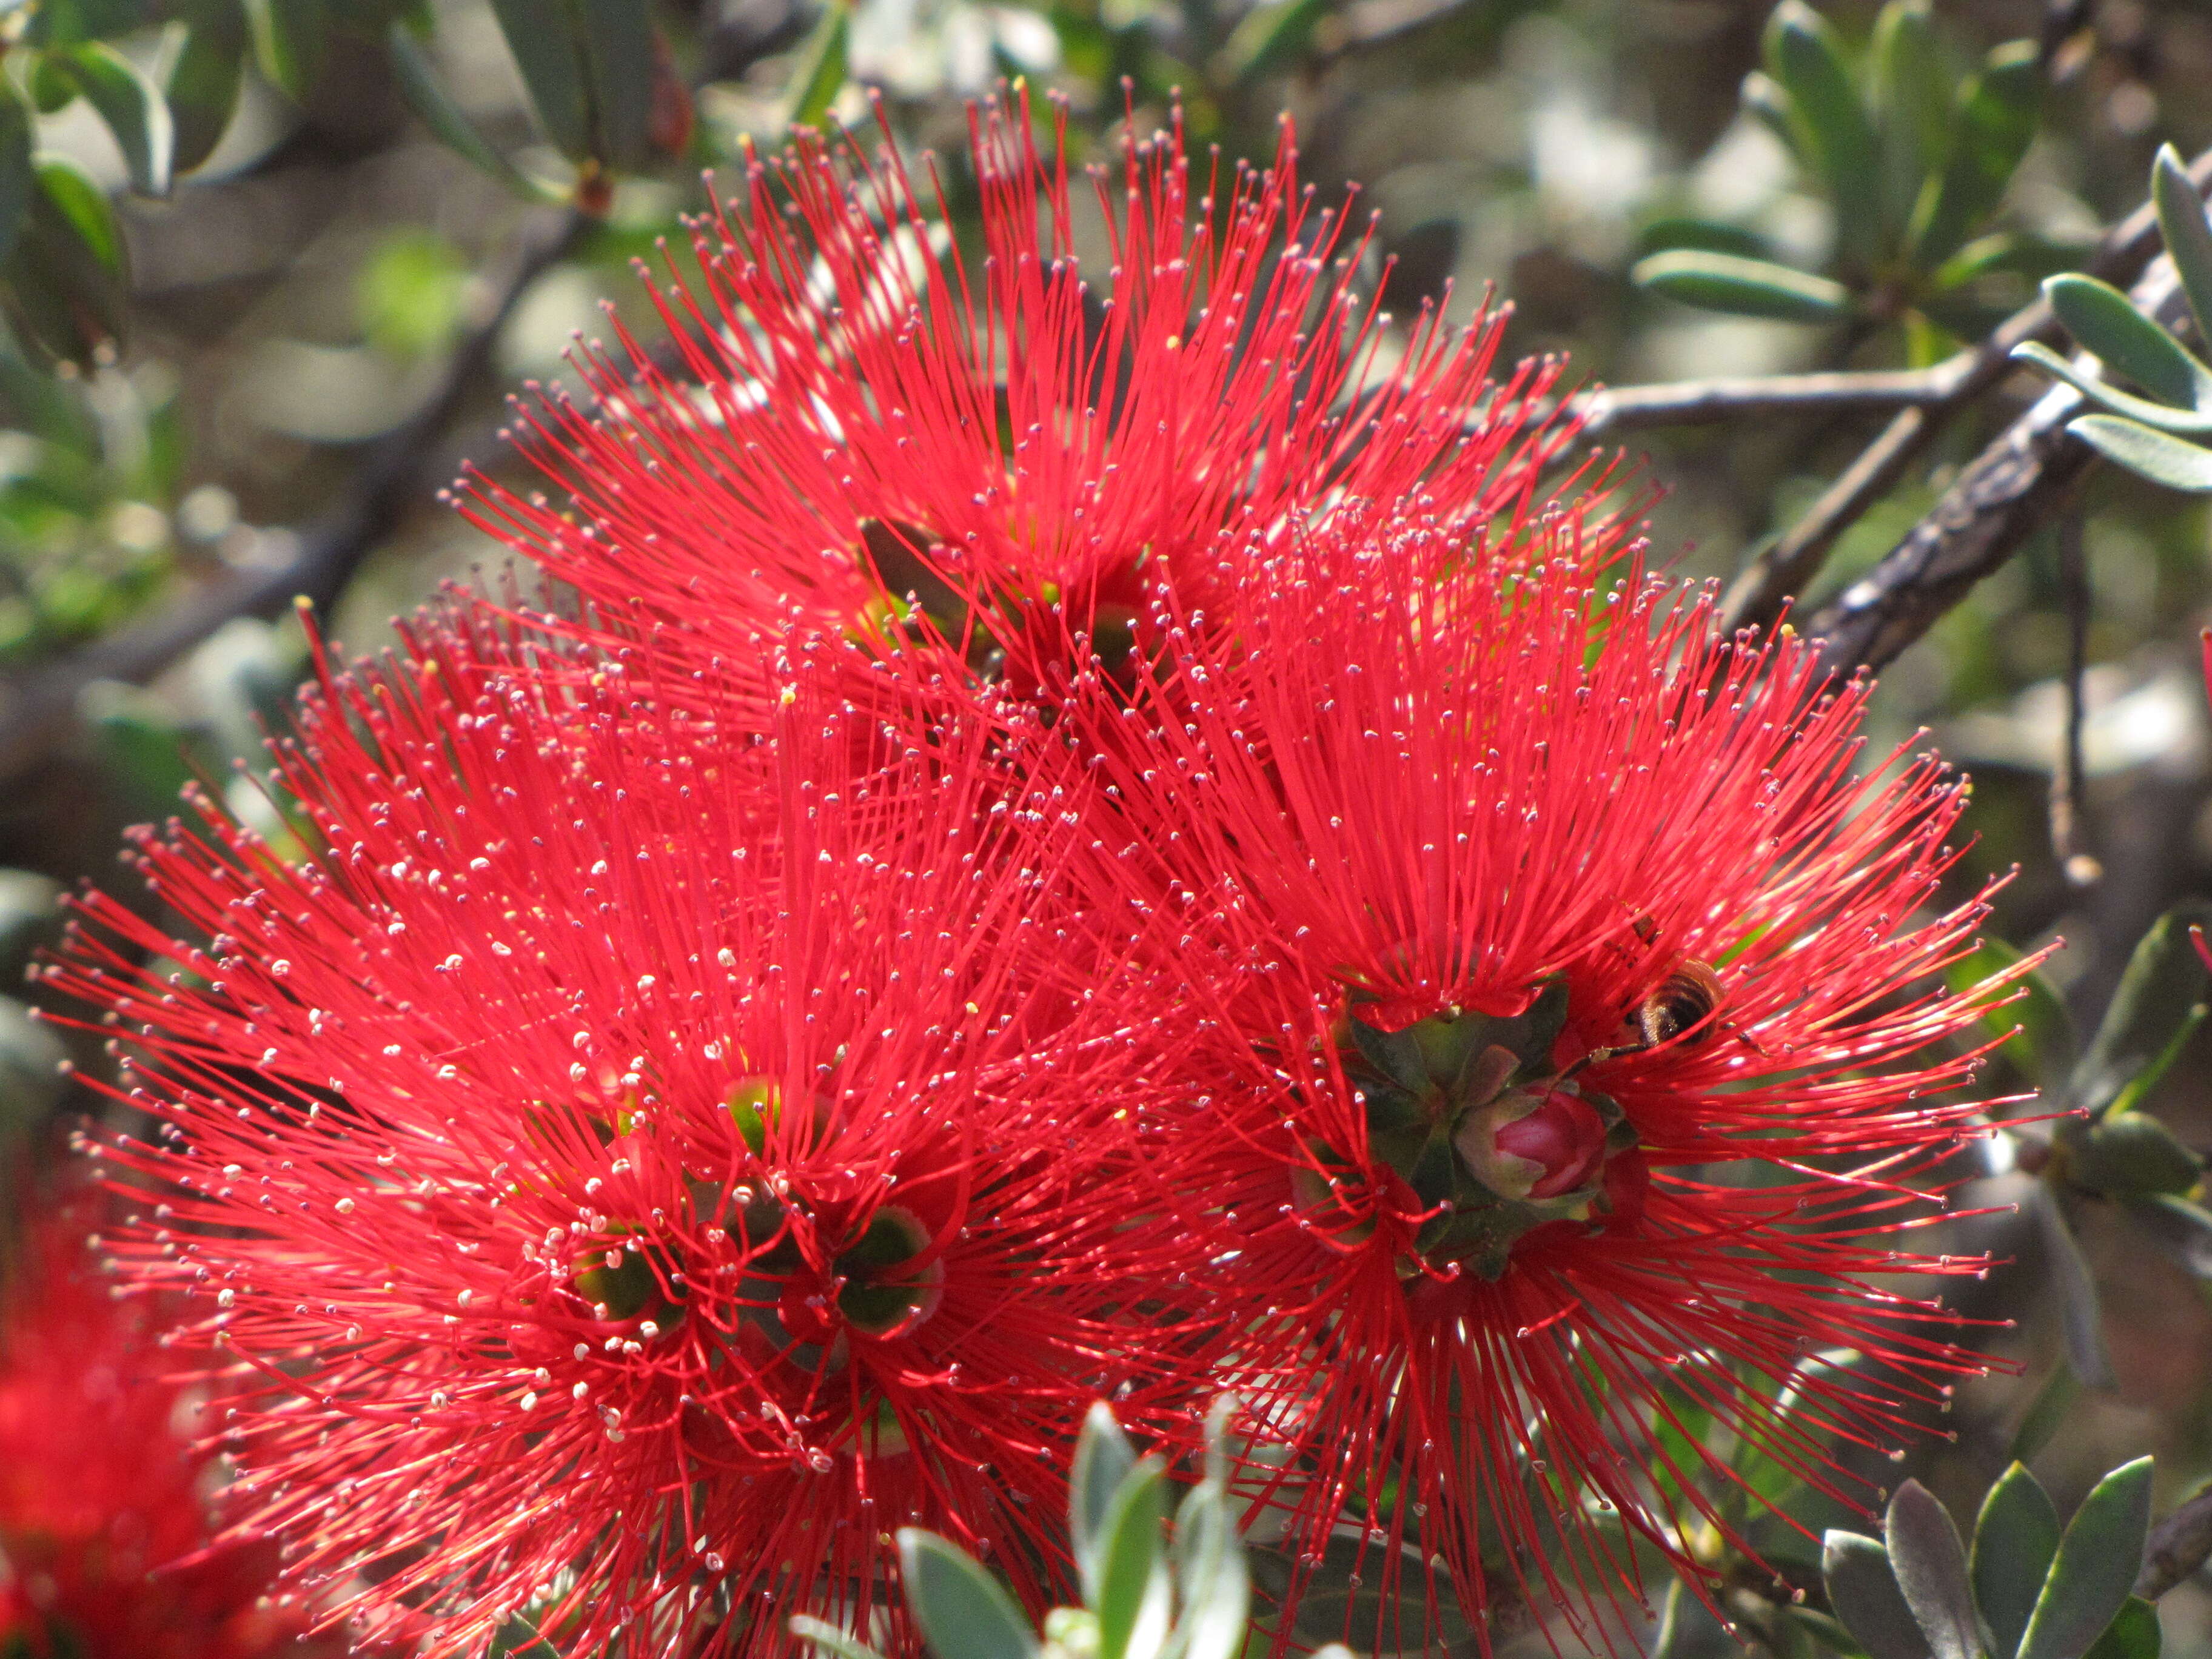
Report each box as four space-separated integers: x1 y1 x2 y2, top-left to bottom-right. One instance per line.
1635 960 1725 1048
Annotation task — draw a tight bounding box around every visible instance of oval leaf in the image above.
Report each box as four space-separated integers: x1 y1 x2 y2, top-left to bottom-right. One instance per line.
2072 415 2212 492
1094 1460 1169 1659
788 1615 888 1659
2046 274 2212 411
782 0 850 132
2073 1113 2204 1198
1910 41 2041 268
1763 0 1881 252
1871 0 1949 241
245 0 327 100
1823 1532 1934 1659
491 0 594 161
52 42 172 196
2030 1185 2114 1390
2153 145 2212 351
1886 1482 1980 1659
1071 1401 1137 1600
2013 342 2212 437
1633 249 1850 322
2082 1599 2162 1659
387 21 560 204
166 0 247 174
2017 1458 2155 1659
575 0 654 167
0 157 130 369
1974 1464 2062 1659
2122 1191 2212 1279
2070 906 2212 1116
897 1529 1041 1659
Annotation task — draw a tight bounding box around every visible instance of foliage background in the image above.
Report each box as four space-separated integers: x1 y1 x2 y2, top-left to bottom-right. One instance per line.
4 0 2212 1651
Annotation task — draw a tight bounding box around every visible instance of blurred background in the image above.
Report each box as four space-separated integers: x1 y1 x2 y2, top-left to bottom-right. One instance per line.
2 0 2212 1651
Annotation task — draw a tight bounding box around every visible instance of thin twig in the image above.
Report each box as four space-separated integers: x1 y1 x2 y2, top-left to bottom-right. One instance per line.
0 206 585 784
1570 368 1949 435
2137 1483 2212 1600
2050 509 2101 886
1806 246 2196 675
1722 145 2212 634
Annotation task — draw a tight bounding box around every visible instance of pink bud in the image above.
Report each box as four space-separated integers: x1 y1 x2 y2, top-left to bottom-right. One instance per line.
1493 1091 1607 1199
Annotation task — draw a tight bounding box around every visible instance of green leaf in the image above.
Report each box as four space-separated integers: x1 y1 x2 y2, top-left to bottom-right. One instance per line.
2153 146 2212 350
1740 70 1803 160
1168 1483 1249 1659
2008 1366 2081 1464
1822 1532 1932 1659
2121 1192 2212 1279
1871 0 1950 247
1073 1402 1138 1601
1908 40 2040 269
491 0 594 161
0 91 33 270
485 1615 560 1659
357 227 468 360
2017 1458 2155 1659
788 1615 889 1659
386 21 562 204
1219 0 1329 85
1632 249 1851 322
2071 1112 2204 1198
897 1529 1041 1659
1763 0 1881 255
166 1 247 175
1273 1530 1478 1657
2071 415 2212 492
1637 216 1773 261
2082 1600 2161 1659
2031 1185 2114 1390
575 0 654 167
0 158 131 369
1885 1482 1979 1659
1974 1465 2062 1659
782 0 850 132
1095 1460 1169 1659
2045 275 2212 412
245 0 327 100
2070 907 2212 1116
44 44 172 197
2012 343 2212 437
1947 935 2074 1087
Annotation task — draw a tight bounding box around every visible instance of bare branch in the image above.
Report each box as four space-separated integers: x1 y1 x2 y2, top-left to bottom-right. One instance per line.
0 206 584 784
2050 509 2101 886
2137 1482 2212 1601
1571 368 1949 435
1723 145 2212 634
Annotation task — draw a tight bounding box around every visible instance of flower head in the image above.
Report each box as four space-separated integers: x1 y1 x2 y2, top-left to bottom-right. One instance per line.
466 93 1585 706
0 1208 330 1659
48 614 1196 1657
1075 506 2019 1642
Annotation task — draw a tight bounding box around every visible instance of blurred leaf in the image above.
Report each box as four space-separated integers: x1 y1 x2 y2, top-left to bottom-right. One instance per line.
782 0 850 132
1637 216 1773 261
0 870 58 989
1870 0 1949 247
2045 275 2212 411
1947 936 2073 1087
2070 1111 2204 1196
2016 1459 2153 1659
0 158 131 369
788 1616 887 1659
1822 1533 1931 1659
166 0 247 174
897 1529 1041 1659
85 682 196 823
490 0 592 160
2082 1600 2162 1659
1096 1460 1169 1659
0 91 33 269
2030 1185 2113 1389
246 0 327 100
1762 0 1881 255
1909 41 2040 269
1884 1483 1978 1659
575 0 654 167
1633 250 1849 322
46 42 173 196
2070 906 2212 1116
1740 70 1801 160
2153 145 2212 350
1073 1401 1138 1601
2013 343 2212 437
1219 0 1328 86
357 229 468 360
485 1616 559 1659
2071 415 2212 492
2007 1366 2080 1464
1168 1483 1246 1659
1974 1464 2062 1659
2120 1192 2212 1279
0 994 64 1147
386 21 561 205
1269 1529 1478 1658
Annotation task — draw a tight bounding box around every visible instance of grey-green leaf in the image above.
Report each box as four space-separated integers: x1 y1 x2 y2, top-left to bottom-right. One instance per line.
782 0 850 132
1823 1532 1934 1659
2045 274 2212 411
485 1615 560 1659
2072 415 2212 492
387 21 560 204
0 91 32 269
2071 1112 2205 1198
897 1529 1041 1659
1909 41 2041 268
53 43 172 196
1073 1401 1137 1601
2122 1192 2212 1279
1095 1461 1169 1659
1885 1482 1981 1659
2009 1366 2080 1464
788 1615 889 1659
245 0 326 100
1872 0 1950 238
2153 146 2212 351
1633 249 1850 321
2082 1599 2162 1659
2017 1458 2155 1659
2013 342 2212 437
2031 1185 2114 1390
1974 1464 2062 1659
2070 907 2212 1116
575 0 654 167
1168 1483 1248 1659
166 0 247 174
1763 0 1881 253
491 0 594 161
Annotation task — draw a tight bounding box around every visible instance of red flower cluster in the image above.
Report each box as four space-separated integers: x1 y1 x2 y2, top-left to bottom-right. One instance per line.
52 95 2020 1658
0 1212 332 1659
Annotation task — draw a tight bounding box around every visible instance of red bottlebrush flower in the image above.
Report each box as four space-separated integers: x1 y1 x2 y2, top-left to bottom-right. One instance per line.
1073 506 2022 1644
463 92 1590 704
45 615 1196 1658
0 1210 332 1659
